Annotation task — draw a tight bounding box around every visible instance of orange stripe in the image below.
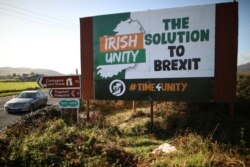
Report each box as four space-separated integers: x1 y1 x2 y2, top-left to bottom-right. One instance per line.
100 33 144 52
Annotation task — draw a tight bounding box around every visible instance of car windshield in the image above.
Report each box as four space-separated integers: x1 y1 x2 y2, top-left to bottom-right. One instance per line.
16 92 36 99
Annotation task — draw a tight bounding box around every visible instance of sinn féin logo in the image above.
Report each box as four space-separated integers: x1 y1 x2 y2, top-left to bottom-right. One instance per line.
109 80 126 96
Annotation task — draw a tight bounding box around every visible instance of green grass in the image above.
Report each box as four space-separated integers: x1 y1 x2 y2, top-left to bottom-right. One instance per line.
98 102 249 166
122 135 162 157
0 79 17 82
0 82 39 97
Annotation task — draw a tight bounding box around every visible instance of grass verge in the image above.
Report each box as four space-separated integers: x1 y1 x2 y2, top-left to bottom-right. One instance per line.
0 100 249 166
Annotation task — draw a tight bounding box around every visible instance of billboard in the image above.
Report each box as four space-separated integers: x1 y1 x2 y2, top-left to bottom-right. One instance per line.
80 2 238 102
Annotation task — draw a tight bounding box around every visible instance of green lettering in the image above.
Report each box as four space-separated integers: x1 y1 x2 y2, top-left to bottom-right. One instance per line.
167 32 176 44
200 29 209 41
162 19 171 30
153 33 161 44
191 30 200 42
177 31 185 43
161 33 168 44
172 18 181 30
182 17 189 29
145 34 152 45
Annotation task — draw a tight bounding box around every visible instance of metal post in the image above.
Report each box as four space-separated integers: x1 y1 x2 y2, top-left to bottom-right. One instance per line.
61 109 64 118
75 68 79 123
86 99 90 120
132 100 136 112
77 108 79 123
150 101 154 131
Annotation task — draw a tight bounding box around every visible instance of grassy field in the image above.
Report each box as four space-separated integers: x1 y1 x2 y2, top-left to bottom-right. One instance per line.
0 81 39 97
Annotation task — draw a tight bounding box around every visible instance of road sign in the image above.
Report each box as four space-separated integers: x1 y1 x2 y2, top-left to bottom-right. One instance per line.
58 98 80 109
37 75 80 88
49 89 81 98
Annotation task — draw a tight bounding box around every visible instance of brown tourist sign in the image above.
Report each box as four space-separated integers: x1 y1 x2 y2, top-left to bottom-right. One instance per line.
37 75 80 88
49 89 81 98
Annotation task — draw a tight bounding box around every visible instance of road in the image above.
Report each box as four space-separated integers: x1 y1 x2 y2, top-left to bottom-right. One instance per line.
0 89 59 131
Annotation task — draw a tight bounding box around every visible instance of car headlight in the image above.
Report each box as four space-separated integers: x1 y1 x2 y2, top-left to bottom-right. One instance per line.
4 103 9 108
4 103 10 111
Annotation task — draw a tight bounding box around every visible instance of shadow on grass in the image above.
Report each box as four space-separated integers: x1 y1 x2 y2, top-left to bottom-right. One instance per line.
149 101 250 147
130 140 159 147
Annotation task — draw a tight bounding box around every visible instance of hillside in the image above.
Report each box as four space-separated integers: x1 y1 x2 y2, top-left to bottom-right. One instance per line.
0 67 63 76
238 62 250 73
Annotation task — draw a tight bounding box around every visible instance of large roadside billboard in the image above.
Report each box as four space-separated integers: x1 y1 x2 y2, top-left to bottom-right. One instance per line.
80 2 238 102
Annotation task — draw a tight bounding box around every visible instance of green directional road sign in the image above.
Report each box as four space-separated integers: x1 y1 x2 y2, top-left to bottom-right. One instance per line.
58 98 80 109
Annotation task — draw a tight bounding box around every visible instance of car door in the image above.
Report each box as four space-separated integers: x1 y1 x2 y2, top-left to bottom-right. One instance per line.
38 92 47 106
34 92 43 108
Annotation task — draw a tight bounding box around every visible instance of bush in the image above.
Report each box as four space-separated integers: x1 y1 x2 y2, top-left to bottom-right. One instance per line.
0 107 137 167
237 74 250 101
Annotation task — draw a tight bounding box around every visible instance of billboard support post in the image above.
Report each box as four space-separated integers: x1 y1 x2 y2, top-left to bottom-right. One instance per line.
150 101 154 132
132 101 136 112
86 99 90 120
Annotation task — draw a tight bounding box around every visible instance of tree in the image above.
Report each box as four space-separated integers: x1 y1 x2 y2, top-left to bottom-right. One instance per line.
30 72 35 76
22 73 29 77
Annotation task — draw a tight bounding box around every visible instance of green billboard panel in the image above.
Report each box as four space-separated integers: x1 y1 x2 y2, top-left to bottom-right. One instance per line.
92 4 215 101
95 78 213 102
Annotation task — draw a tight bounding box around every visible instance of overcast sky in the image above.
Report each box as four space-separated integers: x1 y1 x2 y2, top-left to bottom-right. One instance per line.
0 0 249 74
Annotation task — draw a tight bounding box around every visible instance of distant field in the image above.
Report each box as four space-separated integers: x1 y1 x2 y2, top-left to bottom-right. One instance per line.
0 81 39 97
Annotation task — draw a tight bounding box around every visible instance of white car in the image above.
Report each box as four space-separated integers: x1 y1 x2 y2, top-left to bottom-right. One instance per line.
4 90 48 113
